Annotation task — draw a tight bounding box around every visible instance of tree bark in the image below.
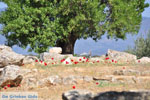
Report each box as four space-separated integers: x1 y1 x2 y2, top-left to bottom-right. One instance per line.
56 33 77 54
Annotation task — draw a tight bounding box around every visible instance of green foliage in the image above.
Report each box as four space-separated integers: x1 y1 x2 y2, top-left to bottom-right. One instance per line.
106 0 149 39
126 31 150 58
0 0 148 53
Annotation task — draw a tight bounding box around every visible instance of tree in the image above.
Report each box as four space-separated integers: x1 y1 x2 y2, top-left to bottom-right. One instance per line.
126 31 150 58
0 0 149 54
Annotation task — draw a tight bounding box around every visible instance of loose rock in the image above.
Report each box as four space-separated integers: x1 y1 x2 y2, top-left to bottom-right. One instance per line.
40 52 73 62
83 76 93 82
107 49 137 62
23 56 39 64
113 69 141 76
0 45 25 68
0 65 23 87
62 89 93 100
63 76 77 85
138 57 150 64
49 47 62 54
47 75 62 85
93 91 150 100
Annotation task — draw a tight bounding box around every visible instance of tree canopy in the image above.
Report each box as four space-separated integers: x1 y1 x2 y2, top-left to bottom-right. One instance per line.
0 0 149 54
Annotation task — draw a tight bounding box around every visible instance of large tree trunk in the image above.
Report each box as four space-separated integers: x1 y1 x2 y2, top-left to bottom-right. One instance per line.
56 40 76 54
56 33 77 54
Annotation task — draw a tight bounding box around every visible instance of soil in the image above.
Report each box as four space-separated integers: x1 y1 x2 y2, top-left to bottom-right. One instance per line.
1 62 150 100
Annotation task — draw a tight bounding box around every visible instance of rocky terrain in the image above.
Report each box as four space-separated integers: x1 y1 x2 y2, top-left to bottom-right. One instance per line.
1 45 150 100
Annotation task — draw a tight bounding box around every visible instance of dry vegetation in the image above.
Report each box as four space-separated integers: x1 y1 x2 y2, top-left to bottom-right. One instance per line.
1 62 150 100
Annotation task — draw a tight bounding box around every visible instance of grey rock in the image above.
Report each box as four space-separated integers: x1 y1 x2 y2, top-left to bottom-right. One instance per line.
114 69 150 76
62 90 93 100
37 78 48 87
0 45 12 51
0 65 23 87
90 57 104 62
63 76 77 85
47 75 62 85
93 75 114 82
93 91 150 100
20 69 40 88
38 75 93 87
74 76 84 80
83 76 93 82
113 69 141 76
37 75 62 87
141 71 150 76
23 56 39 64
103 75 138 84
40 52 65 62
25 77 37 88
107 49 137 62
63 90 150 100
113 70 125 75
0 66 38 88
0 45 25 68
138 57 150 64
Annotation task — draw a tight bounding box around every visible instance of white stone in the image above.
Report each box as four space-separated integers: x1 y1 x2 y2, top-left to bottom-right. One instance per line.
47 75 62 85
0 65 23 87
0 45 25 68
138 57 150 63
40 52 65 62
49 47 62 54
107 49 137 62
90 57 104 62
23 56 39 64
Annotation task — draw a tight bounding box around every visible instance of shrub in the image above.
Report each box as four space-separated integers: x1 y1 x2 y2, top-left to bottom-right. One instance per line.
126 31 150 59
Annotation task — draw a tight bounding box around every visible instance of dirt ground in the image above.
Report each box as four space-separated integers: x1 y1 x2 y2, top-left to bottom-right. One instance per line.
1 62 150 100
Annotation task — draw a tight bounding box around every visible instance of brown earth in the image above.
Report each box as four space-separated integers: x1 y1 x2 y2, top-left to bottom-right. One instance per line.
1 62 150 100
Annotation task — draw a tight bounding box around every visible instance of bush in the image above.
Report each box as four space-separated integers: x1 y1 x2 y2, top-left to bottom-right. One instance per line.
126 31 150 59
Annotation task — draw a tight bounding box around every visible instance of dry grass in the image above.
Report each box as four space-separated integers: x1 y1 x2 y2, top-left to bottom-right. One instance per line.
1 62 150 100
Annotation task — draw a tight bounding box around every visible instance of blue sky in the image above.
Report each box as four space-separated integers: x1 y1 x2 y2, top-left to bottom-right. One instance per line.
142 0 150 17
